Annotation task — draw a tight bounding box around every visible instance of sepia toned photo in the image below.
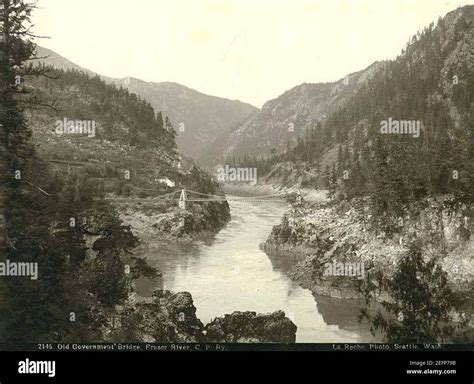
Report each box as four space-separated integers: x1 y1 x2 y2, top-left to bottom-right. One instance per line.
0 2 473 376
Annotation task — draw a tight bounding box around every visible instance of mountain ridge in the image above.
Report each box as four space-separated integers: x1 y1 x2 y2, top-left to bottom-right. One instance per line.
199 60 385 167
252 4 473 199
34 46 258 159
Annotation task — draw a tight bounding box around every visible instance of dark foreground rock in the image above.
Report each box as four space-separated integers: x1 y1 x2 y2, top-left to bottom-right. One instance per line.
204 310 297 343
115 290 204 342
113 290 297 343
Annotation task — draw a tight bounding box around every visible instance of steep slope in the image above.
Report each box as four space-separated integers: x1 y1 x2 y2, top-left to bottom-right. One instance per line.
247 5 474 195
200 61 384 166
111 78 258 159
26 67 178 181
35 46 257 159
35 46 97 77
25 65 230 240
262 6 474 340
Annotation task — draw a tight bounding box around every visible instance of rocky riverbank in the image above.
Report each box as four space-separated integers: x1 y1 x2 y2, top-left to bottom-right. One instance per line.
263 196 474 323
224 182 327 203
115 198 230 243
110 289 297 343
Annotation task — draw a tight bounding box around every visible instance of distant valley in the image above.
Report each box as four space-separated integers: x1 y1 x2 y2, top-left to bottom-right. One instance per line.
35 46 257 160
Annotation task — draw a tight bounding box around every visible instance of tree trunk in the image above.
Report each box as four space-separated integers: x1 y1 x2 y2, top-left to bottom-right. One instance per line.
0 126 7 255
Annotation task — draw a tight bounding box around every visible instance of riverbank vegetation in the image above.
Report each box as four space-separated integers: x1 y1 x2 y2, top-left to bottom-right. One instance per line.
256 6 474 343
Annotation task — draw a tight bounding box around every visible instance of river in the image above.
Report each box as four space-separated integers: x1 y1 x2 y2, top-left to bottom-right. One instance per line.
135 197 377 343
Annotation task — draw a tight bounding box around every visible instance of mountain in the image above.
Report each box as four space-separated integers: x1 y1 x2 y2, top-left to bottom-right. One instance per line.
109 78 258 159
199 61 384 167
261 6 474 339
35 46 97 77
250 5 473 211
35 46 258 159
26 66 180 192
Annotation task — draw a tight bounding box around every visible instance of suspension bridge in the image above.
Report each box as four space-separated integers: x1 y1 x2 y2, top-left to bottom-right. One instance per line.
108 188 291 210
40 159 298 208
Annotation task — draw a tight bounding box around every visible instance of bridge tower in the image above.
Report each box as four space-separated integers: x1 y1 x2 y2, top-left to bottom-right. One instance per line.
179 189 187 210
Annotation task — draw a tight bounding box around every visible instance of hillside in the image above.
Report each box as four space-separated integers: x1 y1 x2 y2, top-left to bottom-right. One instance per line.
111 78 258 159
26 67 178 187
25 65 230 240
247 6 473 199
35 46 97 77
261 5 474 338
199 61 384 167
35 47 258 160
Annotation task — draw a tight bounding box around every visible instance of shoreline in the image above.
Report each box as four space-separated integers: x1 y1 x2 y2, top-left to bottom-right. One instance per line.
223 183 329 203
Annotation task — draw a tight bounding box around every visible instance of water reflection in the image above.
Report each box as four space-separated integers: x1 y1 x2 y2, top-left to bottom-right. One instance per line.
134 199 376 343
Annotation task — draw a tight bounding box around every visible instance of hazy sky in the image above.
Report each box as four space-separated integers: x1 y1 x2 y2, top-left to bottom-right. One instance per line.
33 0 473 107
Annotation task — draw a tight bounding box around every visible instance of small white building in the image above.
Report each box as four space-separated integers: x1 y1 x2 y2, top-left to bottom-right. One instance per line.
156 177 175 188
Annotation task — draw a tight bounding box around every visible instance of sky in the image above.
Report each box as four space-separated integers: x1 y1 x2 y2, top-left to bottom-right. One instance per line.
32 0 473 108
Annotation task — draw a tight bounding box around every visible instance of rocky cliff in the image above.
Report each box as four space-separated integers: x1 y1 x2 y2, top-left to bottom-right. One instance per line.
113 290 297 343
264 196 474 331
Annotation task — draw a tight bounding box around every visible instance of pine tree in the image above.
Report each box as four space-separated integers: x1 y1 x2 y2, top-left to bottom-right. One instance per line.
360 242 464 343
0 0 37 253
0 0 157 344
326 163 338 201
